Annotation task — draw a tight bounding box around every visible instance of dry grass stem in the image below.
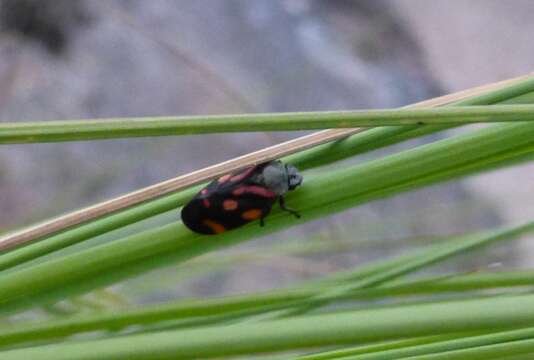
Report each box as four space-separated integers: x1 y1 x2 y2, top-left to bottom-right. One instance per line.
0 73 532 252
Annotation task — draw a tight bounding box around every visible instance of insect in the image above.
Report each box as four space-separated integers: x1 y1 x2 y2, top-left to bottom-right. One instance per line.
181 160 303 235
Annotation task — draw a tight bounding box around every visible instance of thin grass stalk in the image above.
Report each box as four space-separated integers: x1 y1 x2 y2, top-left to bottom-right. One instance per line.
0 232 533 346
2 75 534 256
0 79 534 278
288 77 534 169
297 335 469 359
398 338 534 360
5 294 534 359
273 222 534 317
1 76 532 266
155 232 437 280
324 327 534 360
2 105 534 144
0 189 198 272
0 121 531 314
0 127 366 252
0 268 530 348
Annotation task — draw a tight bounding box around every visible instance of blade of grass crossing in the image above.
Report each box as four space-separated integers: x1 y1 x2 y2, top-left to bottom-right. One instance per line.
5 294 534 359
397 338 534 360
328 327 534 360
0 121 531 314
2 268 534 348
297 334 471 359
275 222 534 316
1 76 533 272
3 105 534 144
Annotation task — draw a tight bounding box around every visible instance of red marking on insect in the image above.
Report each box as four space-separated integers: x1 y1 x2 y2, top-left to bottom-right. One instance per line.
181 160 303 235
233 185 277 198
218 174 231 183
223 199 238 211
230 166 256 182
202 219 226 234
241 209 262 220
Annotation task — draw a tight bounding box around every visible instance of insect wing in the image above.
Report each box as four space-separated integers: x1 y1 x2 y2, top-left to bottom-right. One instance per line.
181 165 277 234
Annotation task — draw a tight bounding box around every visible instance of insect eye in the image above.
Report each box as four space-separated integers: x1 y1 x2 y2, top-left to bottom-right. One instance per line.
284 164 303 191
288 173 303 190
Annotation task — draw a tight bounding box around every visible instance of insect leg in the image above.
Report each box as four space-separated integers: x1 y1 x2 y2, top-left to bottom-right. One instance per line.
260 217 265 227
279 196 301 218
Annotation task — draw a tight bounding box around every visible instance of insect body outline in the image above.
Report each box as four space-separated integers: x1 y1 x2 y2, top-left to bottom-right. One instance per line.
181 160 303 235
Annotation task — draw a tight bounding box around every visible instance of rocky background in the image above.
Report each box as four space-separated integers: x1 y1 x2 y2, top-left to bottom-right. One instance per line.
0 0 532 301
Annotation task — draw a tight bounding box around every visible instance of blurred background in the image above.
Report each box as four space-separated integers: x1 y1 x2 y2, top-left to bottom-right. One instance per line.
0 0 532 304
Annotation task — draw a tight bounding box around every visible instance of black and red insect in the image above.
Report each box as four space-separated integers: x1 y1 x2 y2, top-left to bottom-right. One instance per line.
181 160 303 234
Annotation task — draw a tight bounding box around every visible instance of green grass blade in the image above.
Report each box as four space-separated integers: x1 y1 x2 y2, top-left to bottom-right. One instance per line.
2 267 534 348
2 105 534 144
0 229 533 347
273 222 534 316
2 79 532 272
0 121 531 314
399 338 534 360
0 188 198 272
326 327 534 360
287 77 534 169
5 294 534 359
297 335 467 359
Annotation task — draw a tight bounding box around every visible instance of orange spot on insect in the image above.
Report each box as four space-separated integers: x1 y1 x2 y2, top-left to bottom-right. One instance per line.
218 174 231 183
223 199 238 210
203 199 211 208
202 219 226 234
242 209 262 220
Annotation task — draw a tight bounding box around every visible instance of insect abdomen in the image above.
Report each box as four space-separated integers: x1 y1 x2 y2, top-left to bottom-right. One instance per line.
181 191 276 235
181 161 301 235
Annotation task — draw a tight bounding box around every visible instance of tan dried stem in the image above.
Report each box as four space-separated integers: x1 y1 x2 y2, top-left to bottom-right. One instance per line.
0 73 532 252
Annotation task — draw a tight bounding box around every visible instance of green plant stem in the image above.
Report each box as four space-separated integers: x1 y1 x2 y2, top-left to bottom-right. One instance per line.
280 222 534 316
0 121 532 314
0 187 198 272
297 334 467 359
2 78 532 272
1 257 534 346
399 338 534 360
2 105 534 144
287 76 534 169
325 327 534 360
5 294 534 359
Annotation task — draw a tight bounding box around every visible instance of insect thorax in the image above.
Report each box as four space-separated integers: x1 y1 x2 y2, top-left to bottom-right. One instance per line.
255 161 302 196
